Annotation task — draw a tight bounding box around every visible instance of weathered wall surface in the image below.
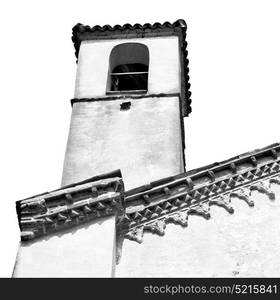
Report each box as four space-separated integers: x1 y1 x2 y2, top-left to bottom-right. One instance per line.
62 96 184 189
116 188 280 277
13 216 116 277
74 36 180 98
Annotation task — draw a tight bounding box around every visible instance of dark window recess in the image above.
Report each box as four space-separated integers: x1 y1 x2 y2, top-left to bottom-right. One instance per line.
120 101 131 110
111 63 148 92
107 43 149 94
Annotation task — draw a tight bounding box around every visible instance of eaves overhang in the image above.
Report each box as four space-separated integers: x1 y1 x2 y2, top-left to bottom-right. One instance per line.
16 170 124 241
120 143 280 243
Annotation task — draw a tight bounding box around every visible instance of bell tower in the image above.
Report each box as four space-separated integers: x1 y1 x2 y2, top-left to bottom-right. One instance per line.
62 19 191 190
13 19 191 278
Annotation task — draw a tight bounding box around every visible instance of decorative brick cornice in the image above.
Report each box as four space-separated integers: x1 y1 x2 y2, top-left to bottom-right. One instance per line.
71 19 191 116
119 143 280 243
17 170 124 241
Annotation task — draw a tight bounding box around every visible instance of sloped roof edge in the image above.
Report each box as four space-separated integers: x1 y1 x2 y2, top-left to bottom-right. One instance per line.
16 169 124 241
121 143 280 243
125 143 280 198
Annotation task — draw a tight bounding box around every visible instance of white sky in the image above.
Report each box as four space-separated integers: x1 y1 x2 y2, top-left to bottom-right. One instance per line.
1 0 280 277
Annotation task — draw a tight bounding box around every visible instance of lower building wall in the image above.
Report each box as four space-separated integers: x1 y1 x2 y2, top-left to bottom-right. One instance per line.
116 188 280 277
13 216 116 278
62 96 184 190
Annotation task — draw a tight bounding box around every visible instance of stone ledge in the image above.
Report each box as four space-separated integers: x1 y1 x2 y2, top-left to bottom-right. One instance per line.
16 170 124 241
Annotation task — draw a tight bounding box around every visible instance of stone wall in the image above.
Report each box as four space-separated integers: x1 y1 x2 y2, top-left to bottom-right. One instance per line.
62 96 184 189
13 216 116 277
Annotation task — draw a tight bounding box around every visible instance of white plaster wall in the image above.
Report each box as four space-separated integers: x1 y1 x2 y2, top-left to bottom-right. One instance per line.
62 96 184 189
74 36 180 98
116 187 280 277
13 216 116 277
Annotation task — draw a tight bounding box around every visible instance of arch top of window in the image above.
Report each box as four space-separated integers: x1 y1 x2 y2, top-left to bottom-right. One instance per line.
106 42 149 95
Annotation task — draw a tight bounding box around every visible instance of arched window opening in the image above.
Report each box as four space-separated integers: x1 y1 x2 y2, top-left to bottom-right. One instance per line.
107 43 149 94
